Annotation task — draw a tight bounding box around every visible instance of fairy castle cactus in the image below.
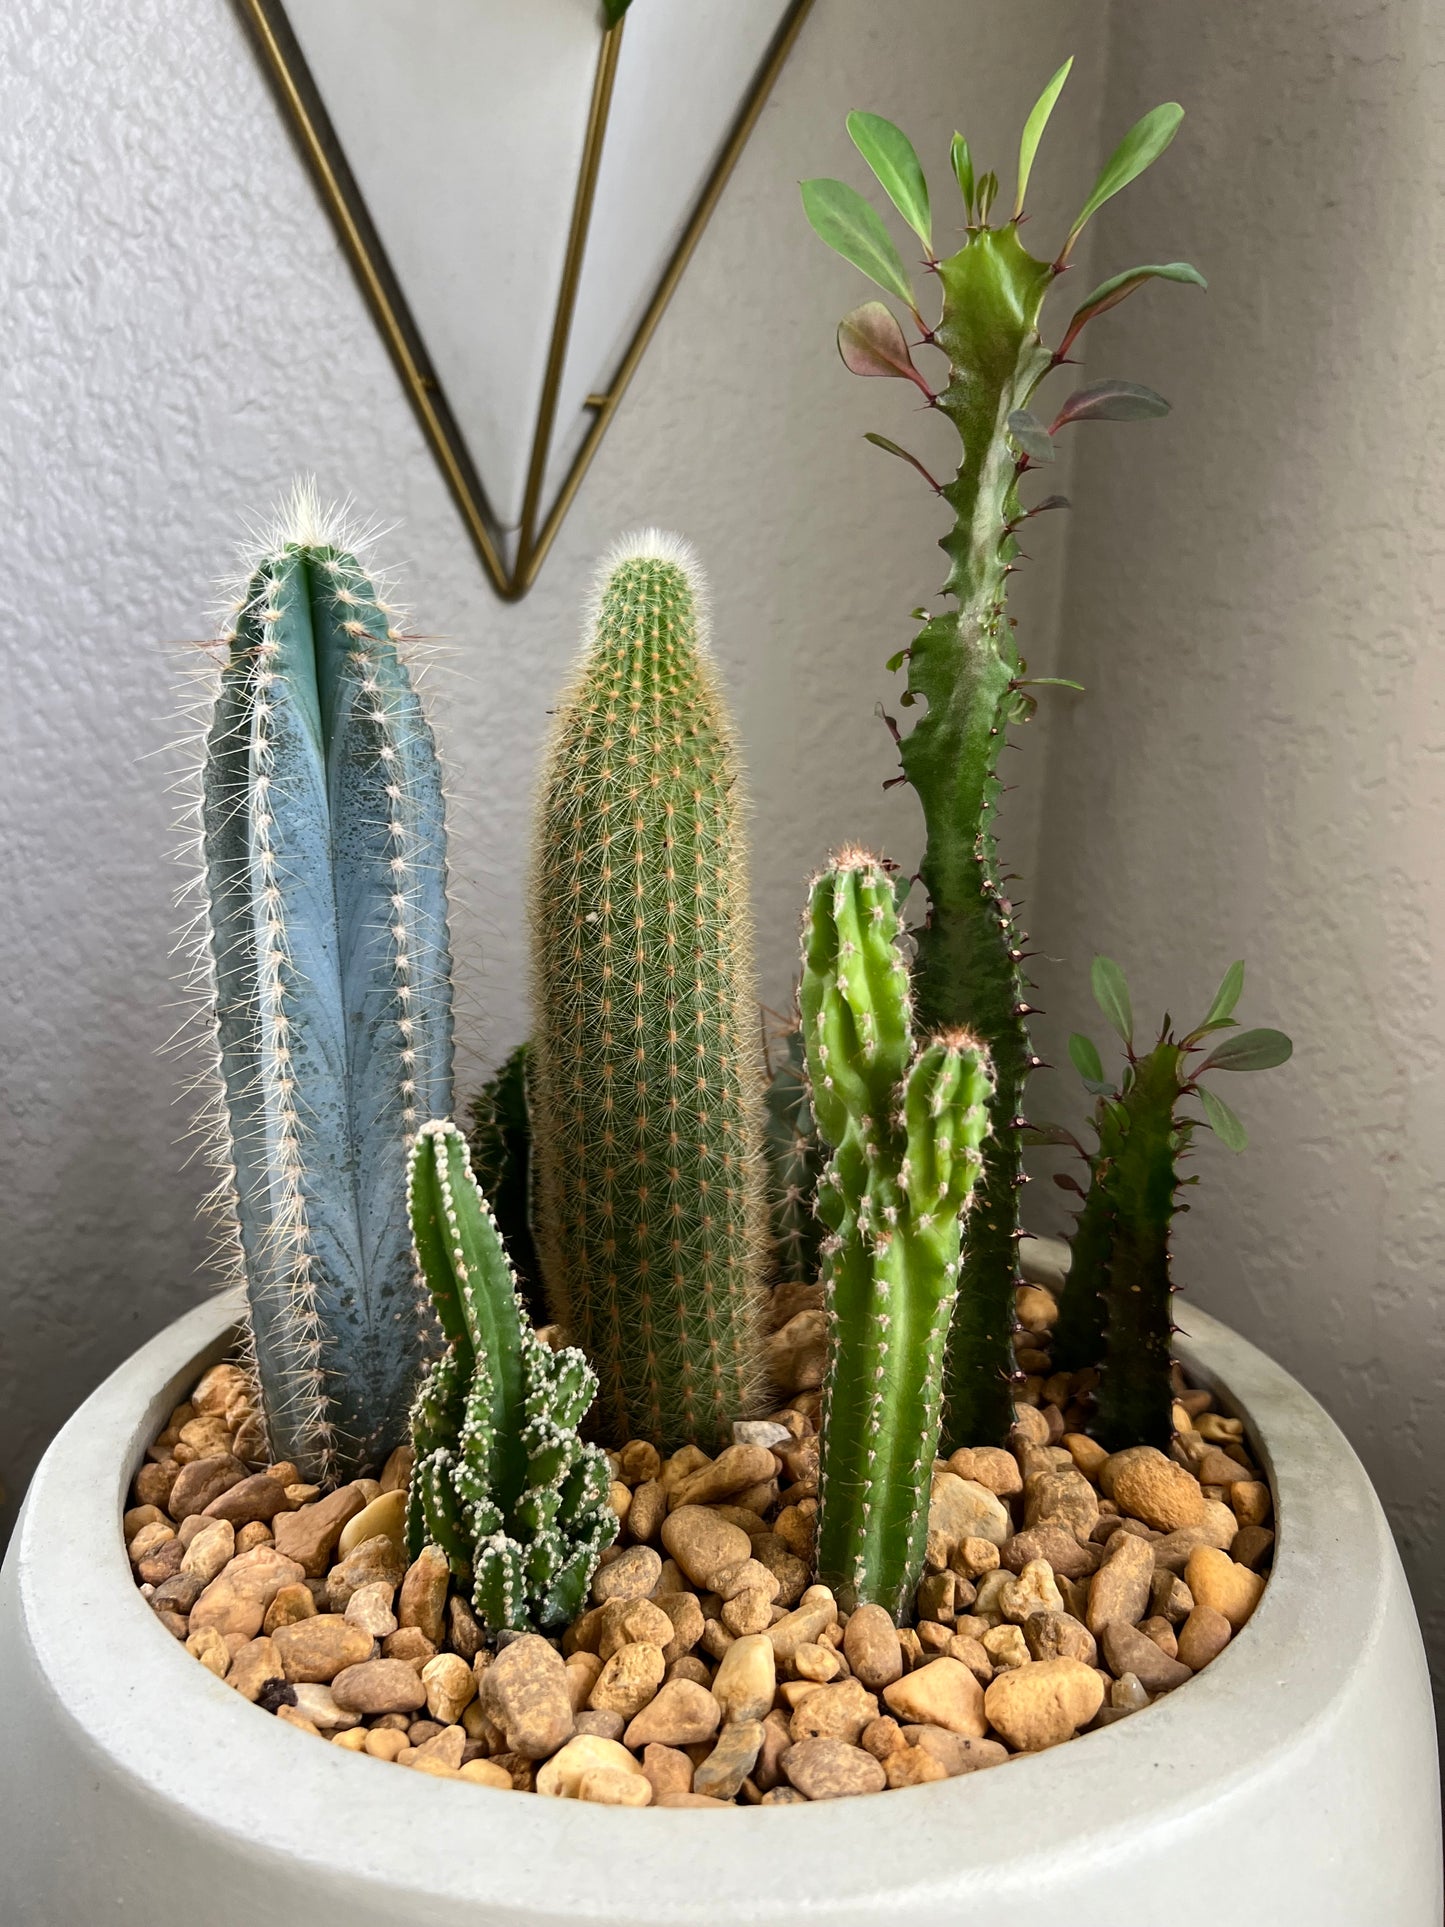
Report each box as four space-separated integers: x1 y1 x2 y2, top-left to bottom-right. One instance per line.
763 1028 827 1287
467 1043 546 1326
530 534 768 1450
801 852 993 1614
406 1121 616 1632
198 486 454 1481
803 72 1201 1445
1064 959 1292 1448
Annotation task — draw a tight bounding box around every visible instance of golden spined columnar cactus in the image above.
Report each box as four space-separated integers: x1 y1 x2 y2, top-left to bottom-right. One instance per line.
530 533 767 1451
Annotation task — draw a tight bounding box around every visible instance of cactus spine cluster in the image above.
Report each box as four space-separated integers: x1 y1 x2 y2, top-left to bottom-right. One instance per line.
803 75 1200 1446
199 487 454 1481
530 534 767 1450
1065 959 1292 1448
406 1121 617 1633
801 852 993 1614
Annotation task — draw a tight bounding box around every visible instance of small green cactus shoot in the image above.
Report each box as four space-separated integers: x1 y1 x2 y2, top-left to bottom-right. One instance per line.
406 1120 617 1634
801 851 993 1614
802 71 1202 1446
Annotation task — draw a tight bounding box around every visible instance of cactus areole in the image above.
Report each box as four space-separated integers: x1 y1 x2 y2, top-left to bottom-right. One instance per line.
200 490 454 1482
802 75 1201 1445
530 534 767 1451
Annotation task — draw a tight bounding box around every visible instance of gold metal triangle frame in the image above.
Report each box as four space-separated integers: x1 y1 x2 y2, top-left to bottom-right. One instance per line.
240 0 815 600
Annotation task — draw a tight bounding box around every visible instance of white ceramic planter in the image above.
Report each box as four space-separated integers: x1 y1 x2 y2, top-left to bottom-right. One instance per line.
1 1293 1438 1925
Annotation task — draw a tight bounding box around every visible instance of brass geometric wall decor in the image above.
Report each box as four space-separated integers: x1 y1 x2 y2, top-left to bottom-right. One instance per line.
240 0 815 599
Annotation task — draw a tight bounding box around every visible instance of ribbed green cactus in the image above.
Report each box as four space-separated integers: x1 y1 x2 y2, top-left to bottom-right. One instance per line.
1048 1096 1122 1375
763 1028 826 1287
406 1121 617 1633
1068 959 1292 1448
530 534 768 1450
199 485 454 1481
466 1043 546 1326
801 852 993 1615
802 73 1201 1447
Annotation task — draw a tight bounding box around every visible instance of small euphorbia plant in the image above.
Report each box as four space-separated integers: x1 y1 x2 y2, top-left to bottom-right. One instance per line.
1053 958 1292 1450
802 68 1204 1447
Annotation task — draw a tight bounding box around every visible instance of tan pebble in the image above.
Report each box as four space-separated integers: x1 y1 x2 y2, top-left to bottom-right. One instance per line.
405 1724 466 1771
565 1650 603 1712
711 1632 776 1724
661 1444 712 1493
765 1590 838 1664
842 1603 904 1691
623 1678 720 1748
336 1489 406 1561
1177 1604 1233 1670
1002 1527 1100 1583
396 1544 450 1646
1194 1413 1244 1442
167 1455 249 1523
536 1734 646 1799
589 1641 666 1720
573 1709 625 1740
1185 1546 1264 1629
191 1363 248 1416
1101 1619 1192 1691
235 1521 272 1554
999 1558 1064 1625
859 1715 905 1759
608 1482 632 1525
1015 1283 1059 1332
225 1636 284 1702
642 1742 694 1797
423 1652 476 1725
721 1587 774 1637
327 1534 407 1614
1150 1571 1194 1623
694 1719 765 1799
479 1635 574 1758
344 1580 398 1639
123 1503 168 1540
331 1658 429 1716
789 1677 878 1746
1105 1447 1206 1533
363 1727 409 1762
375 1444 412 1494
953 1537 1001 1581
274 1704 323 1738
262 1582 318 1636
916 1621 951 1655
330 1726 368 1752
291 1682 363 1731
713 1557 781 1606
984 1657 1104 1750
908 1727 1009 1776
1024 1465 1100 1539
578 1766 652 1807
915 1572 957 1625
201 1473 290 1528
1022 1610 1096 1667
625 1479 667 1544
946 1447 1022 1498
1138 1614 1179 1657
773 1502 817 1561
593 1544 663 1604
885 1744 948 1788
766 1308 829 1392
779 1680 823 1711
700 1619 735 1661
618 1439 662 1484
1231 1481 1272 1528
1198 1499 1240 1550
882 1658 986 1737
384 1626 437 1668
782 1737 886 1800
1064 1433 1110 1479
655 1791 732 1808
670 1444 779 1510
754 1709 793 1791
189 1545 307 1641
284 1485 320 1508
185 1626 231 1678
404 1754 460 1779
792 1640 840 1683
944 1633 993 1685
653 1590 706 1663
1109 1672 1150 1712
128 1521 177 1566
1086 1530 1155 1635
271 1485 368 1576
458 1757 513 1789
927 1473 1012 1570
1231 1525 1274 1570
176 1513 211 1551
273 1615 375 1684
660 1507 752 1590
598 1596 674 1659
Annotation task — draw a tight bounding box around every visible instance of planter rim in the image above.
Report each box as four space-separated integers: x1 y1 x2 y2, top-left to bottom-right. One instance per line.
1 1288 1427 1918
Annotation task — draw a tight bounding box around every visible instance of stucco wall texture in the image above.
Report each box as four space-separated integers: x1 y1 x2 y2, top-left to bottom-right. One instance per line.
3 0 1441 1714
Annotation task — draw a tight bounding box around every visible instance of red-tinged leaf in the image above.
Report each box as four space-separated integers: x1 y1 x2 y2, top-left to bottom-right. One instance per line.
863 432 942 491
1007 409 1055 463
1052 380 1169 429
837 303 933 397
1057 262 1204 358
1026 493 1071 516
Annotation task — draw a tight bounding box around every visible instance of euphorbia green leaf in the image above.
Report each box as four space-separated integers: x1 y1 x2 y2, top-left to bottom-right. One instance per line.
837 302 933 396
1202 959 1245 1029
1199 1028 1293 1073
1065 102 1184 255
801 178 918 309
1199 1084 1248 1151
951 133 974 216
1068 1033 1105 1084
847 111 932 250
1091 956 1133 1047
1007 409 1055 462
1053 380 1170 427
863 431 940 491
1014 57 1073 217
1057 262 1205 358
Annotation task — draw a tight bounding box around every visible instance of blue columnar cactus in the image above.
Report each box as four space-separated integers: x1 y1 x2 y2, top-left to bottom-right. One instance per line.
199 485 454 1482
406 1121 617 1633
801 852 993 1614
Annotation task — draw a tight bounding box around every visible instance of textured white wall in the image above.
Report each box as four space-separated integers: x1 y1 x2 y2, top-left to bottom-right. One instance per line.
1028 0 1445 1704
0 0 1108 1542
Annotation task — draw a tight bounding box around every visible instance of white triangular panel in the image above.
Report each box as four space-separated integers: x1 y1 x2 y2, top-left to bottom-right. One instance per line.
279 0 795 555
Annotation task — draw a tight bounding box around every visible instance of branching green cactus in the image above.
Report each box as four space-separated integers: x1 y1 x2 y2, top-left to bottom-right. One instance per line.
1067 959 1292 1447
801 852 993 1615
466 1043 546 1327
530 533 768 1450
406 1121 617 1633
197 484 454 1481
803 72 1202 1446
763 1027 827 1287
